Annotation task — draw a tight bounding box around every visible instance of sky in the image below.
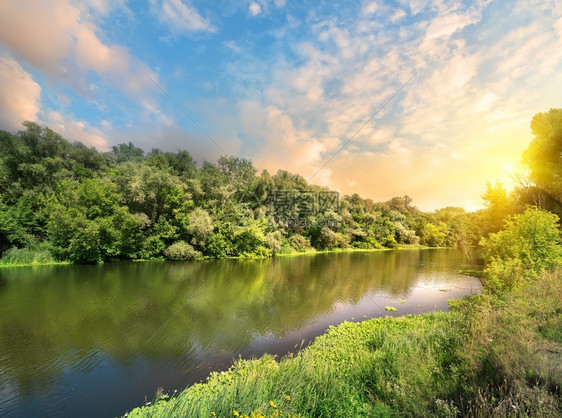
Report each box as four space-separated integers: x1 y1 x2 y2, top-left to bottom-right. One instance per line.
0 0 561 211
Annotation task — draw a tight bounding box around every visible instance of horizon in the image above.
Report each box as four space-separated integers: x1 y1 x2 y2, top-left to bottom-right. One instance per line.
1 1 561 211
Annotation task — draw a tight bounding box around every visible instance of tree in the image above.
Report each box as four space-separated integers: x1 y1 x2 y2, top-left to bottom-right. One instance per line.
46 179 144 263
481 181 514 234
112 142 144 163
186 208 214 247
522 108 562 216
480 207 562 294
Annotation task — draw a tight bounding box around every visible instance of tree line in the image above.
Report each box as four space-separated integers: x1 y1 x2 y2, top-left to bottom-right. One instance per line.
1 109 560 264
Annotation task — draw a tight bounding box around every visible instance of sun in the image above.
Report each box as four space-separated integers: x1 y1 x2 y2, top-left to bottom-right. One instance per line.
503 163 513 173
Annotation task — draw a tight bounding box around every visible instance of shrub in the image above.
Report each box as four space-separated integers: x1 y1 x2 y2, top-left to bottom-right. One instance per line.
480 207 562 294
265 231 282 254
164 241 202 260
205 233 233 258
288 234 310 252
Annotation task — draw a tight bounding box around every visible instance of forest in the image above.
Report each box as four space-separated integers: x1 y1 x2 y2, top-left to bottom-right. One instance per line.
0 109 562 263
1 109 561 265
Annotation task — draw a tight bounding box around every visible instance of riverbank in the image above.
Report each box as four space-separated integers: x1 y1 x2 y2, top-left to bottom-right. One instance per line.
0 261 70 268
0 244 441 268
125 271 561 417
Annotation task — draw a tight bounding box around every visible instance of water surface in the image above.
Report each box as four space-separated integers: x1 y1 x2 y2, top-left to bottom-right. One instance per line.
0 249 480 417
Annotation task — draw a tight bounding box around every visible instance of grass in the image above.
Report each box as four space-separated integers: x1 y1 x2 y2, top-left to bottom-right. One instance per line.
125 270 561 418
0 247 69 268
1 244 437 268
274 245 437 258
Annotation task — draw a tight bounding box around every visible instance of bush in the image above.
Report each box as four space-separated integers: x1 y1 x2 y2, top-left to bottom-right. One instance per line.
480 207 562 294
205 233 233 258
288 234 310 252
164 241 202 260
265 231 282 254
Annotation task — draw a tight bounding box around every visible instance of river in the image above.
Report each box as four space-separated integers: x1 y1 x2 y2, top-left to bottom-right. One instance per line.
0 249 480 417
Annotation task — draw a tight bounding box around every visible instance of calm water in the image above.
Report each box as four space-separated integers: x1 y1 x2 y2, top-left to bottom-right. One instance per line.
0 249 480 417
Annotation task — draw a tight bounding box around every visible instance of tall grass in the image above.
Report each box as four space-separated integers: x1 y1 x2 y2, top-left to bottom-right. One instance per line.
0 247 59 266
454 271 561 416
126 313 468 417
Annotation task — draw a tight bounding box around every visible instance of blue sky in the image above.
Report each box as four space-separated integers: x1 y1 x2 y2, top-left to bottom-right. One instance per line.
0 0 561 210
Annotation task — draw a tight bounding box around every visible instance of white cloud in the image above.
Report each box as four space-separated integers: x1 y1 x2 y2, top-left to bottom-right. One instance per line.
0 0 157 98
0 54 41 131
424 12 477 41
150 0 215 34
249 2 262 16
216 0 562 210
390 9 407 22
45 111 110 150
224 40 242 53
362 2 379 16
76 0 129 17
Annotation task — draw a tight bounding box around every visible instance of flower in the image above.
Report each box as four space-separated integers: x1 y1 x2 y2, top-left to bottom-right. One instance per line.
269 401 277 408
233 411 240 417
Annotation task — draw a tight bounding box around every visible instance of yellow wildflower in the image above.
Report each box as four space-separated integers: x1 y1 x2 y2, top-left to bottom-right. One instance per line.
233 411 240 417
269 401 277 408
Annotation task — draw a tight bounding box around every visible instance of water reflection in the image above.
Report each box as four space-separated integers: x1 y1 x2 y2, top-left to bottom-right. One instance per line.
0 249 480 417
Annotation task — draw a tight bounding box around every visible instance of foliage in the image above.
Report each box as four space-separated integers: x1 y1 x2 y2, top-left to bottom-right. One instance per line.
481 181 515 235
522 108 562 217
0 247 57 266
287 234 311 252
0 121 486 263
186 208 213 247
45 179 144 263
480 207 562 294
164 241 202 260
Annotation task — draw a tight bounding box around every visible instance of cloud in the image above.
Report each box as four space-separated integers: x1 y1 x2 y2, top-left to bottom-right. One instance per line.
150 0 215 34
0 0 157 98
45 111 109 150
223 40 242 53
245 0 287 18
214 0 562 210
249 2 262 16
0 54 41 131
78 0 129 17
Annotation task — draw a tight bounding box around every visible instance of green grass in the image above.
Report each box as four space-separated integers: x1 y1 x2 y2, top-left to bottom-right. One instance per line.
274 245 437 258
0 247 69 268
125 270 561 418
126 313 465 417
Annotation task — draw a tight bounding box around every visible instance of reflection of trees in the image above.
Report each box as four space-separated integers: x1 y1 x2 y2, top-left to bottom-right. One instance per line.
0 250 467 392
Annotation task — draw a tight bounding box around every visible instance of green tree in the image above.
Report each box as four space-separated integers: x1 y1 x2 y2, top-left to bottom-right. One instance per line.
481 181 514 235
186 208 214 247
112 142 144 163
522 108 562 217
46 179 143 263
480 207 562 294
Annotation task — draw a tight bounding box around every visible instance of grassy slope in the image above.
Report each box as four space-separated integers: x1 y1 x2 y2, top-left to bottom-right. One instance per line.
126 272 561 418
